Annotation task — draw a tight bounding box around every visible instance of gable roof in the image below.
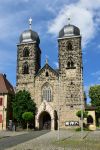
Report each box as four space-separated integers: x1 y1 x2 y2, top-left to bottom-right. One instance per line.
35 63 59 77
0 74 14 94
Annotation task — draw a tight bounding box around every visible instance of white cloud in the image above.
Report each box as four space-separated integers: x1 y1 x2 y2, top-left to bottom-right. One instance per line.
91 70 100 76
91 70 100 82
47 0 100 47
53 61 59 68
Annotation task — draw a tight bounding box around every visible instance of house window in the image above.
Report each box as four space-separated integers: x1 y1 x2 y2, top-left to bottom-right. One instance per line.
67 42 72 50
0 114 2 123
0 98 2 106
42 84 52 102
23 62 29 74
23 47 29 57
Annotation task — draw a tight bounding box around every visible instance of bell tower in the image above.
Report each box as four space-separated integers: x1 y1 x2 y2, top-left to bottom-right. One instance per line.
58 21 84 108
16 18 41 91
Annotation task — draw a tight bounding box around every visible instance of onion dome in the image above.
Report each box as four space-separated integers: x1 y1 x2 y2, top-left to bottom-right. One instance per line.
59 24 80 38
19 17 40 44
20 29 40 44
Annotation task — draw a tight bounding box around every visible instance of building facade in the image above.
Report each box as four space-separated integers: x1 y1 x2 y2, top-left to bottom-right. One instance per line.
16 22 85 130
0 74 14 130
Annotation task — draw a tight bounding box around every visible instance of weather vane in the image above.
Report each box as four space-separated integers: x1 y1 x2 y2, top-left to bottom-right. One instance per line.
29 17 32 29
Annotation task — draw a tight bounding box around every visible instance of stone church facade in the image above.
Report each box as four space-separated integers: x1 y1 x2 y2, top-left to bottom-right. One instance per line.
16 21 85 130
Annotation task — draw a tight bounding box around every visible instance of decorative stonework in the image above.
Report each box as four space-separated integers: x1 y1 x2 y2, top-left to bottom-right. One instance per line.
16 25 85 130
36 101 55 130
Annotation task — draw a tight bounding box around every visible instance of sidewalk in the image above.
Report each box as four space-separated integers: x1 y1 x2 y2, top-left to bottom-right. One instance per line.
0 130 28 138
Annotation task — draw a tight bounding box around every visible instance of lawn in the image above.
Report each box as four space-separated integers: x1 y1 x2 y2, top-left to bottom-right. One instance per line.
54 137 100 150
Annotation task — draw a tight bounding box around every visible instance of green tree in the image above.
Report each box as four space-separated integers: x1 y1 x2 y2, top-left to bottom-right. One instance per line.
89 85 100 125
22 112 34 130
76 110 88 119
12 90 36 125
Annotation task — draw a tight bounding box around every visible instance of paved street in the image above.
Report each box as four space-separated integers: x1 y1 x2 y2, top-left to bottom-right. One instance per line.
0 130 49 150
0 130 100 150
5 130 74 150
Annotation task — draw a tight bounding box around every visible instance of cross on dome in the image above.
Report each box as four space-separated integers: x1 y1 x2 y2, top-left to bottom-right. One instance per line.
45 56 48 64
68 17 71 25
29 17 32 29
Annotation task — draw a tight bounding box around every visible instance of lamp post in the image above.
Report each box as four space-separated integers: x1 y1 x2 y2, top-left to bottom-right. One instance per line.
58 74 60 141
80 71 83 139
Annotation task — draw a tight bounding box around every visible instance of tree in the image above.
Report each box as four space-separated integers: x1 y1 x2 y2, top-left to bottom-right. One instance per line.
76 110 88 119
22 112 34 130
89 85 100 125
12 90 36 125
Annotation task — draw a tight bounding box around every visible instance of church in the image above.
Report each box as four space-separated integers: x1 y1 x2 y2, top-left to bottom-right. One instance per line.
16 19 85 130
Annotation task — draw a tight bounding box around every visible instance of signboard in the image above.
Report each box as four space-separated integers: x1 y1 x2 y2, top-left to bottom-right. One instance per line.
65 121 79 126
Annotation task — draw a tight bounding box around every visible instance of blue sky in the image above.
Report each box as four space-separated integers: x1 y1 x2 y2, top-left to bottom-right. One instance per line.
0 0 100 103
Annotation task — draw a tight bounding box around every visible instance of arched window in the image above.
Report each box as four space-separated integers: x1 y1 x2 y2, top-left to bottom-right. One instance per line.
67 42 72 50
23 47 29 57
67 62 71 68
87 115 93 124
67 56 75 69
46 72 49 77
42 84 52 102
67 61 74 68
23 62 29 74
71 61 74 68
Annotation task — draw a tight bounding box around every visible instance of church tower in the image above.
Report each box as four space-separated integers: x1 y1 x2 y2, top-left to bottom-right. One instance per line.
58 21 84 124
16 18 41 91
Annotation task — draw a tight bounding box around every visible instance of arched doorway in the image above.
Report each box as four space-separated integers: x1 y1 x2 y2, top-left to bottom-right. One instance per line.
39 111 51 130
87 115 93 124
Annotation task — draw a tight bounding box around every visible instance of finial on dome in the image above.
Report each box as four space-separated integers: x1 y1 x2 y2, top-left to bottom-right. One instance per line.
45 56 48 64
68 17 71 25
29 17 32 29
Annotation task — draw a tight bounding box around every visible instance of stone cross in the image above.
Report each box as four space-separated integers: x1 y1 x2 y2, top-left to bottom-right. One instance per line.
45 56 48 64
29 17 32 29
68 17 71 25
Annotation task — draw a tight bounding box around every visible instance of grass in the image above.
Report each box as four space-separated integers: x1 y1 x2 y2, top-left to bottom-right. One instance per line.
54 138 100 150
75 127 90 131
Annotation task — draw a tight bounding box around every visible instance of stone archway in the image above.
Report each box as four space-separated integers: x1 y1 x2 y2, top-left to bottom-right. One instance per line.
36 101 56 130
87 115 93 124
39 111 51 130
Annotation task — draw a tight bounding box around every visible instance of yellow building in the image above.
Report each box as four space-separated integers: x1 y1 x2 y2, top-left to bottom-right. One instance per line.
85 106 96 130
0 74 14 130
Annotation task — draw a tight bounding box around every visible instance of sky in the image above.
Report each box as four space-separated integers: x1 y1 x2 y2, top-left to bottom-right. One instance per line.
0 0 100 103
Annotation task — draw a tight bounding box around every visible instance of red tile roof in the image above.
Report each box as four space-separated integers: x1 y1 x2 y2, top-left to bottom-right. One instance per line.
0 74 14 94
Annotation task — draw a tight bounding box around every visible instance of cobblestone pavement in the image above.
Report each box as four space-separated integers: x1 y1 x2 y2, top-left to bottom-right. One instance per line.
0 130 100 150
6 130 73 150
5 130 88 150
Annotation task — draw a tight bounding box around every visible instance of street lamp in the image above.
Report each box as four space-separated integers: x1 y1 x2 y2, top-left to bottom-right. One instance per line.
80 71 84 139
58 74 60 141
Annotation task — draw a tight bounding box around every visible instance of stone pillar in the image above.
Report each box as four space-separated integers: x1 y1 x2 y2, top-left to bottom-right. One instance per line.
51 118 54 130
35 117 39 129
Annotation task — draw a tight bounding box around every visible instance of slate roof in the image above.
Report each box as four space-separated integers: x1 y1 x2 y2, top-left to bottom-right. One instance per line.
20 29 40 44
85 106 96 110
0 74 14 94
59 24 80 38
